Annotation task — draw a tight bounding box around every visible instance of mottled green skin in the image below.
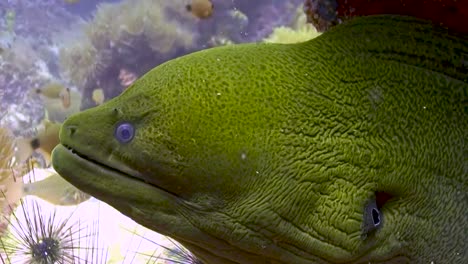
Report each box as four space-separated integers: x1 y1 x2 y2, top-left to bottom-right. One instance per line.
52 15 467 263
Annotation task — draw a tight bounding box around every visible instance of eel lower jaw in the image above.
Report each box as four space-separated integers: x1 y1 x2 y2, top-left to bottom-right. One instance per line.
52 144 178 199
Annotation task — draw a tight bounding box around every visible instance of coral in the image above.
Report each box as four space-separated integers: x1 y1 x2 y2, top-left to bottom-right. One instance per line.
1 38 41 72
0 127 17 182
0 127 27 235
0 1 80 134
264 5 321 44
263 25 320 44
0 54 50 134
0 127 29 183
186 0 305 45
96 0 195 55
58 36 98 89
0 0 80 46
59 0 199 110
58 0 309 110
232 0 304 42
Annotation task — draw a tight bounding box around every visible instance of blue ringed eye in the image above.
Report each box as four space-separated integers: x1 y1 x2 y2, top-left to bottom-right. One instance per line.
115 122 134 143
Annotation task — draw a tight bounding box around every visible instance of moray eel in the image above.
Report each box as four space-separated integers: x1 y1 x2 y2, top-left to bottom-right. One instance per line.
52 15 467 263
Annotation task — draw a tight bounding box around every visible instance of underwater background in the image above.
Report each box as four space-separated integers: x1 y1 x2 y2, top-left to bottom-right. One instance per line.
0 0 320 262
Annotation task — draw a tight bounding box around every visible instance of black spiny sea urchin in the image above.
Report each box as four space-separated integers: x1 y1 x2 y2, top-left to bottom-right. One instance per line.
0 196 106 264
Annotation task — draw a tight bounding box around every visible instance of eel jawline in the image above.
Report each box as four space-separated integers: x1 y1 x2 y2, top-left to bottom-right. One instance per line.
62 144 141 176
59 144 177 196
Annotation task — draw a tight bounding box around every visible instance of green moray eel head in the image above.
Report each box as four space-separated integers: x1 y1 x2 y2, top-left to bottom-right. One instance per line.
52 15 467 264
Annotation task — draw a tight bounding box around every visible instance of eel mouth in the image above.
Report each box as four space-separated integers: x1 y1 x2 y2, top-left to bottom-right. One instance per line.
53 144 178 198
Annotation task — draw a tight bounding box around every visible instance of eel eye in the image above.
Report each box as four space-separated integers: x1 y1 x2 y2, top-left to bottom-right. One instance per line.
115 122 134 143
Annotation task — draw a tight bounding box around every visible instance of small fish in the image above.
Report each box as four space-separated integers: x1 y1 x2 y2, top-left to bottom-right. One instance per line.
15 120 61 165
23 173 91 206
45 91 82 123
186 0 214 19
35 82 66 99
92 88 105 106
59 87 71 109
34 83 72 109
